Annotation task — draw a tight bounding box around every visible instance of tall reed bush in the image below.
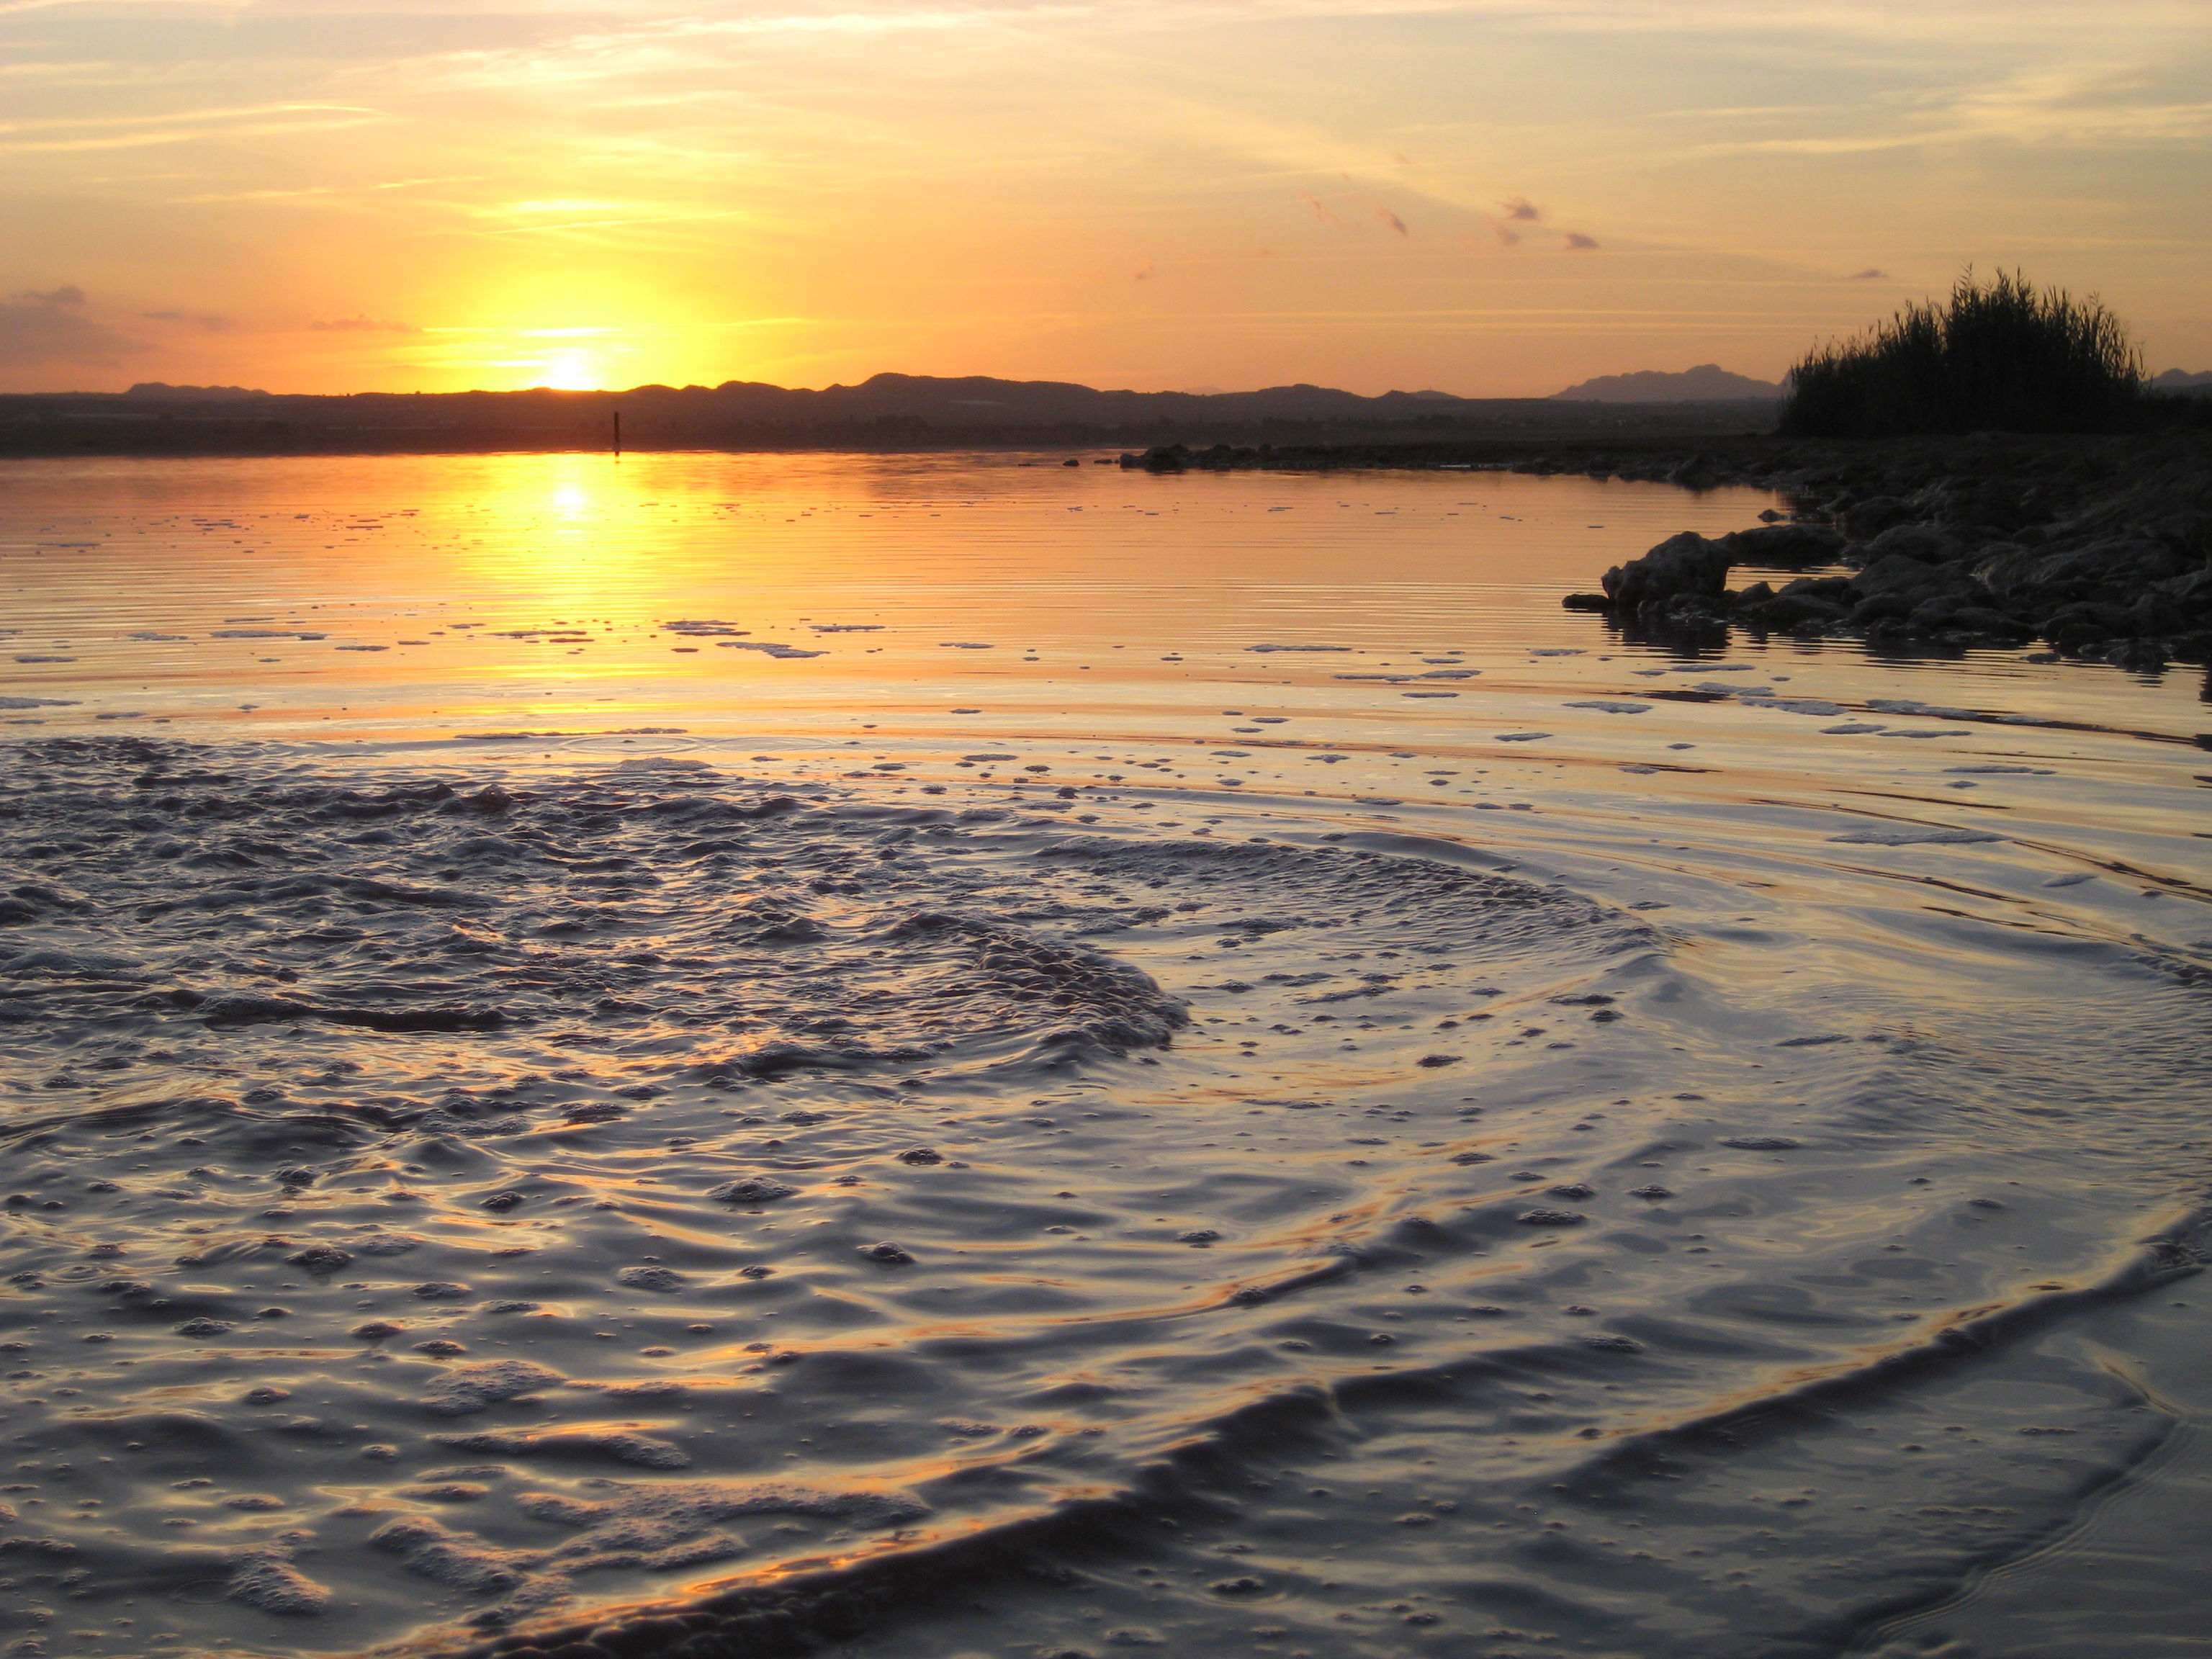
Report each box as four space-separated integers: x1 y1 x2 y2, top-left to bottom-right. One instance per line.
1781 269 2146 437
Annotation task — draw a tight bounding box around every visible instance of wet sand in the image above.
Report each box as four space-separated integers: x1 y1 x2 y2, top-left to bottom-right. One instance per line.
2 453 2208 1659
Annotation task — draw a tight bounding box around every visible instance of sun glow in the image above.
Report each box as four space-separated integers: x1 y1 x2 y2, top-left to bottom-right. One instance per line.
540 349 600 391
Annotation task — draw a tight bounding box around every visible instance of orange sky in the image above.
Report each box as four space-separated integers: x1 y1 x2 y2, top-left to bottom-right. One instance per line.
3 0 2207 395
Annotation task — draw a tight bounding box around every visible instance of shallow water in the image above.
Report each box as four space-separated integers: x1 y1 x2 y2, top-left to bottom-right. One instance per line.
1 452 2208 1659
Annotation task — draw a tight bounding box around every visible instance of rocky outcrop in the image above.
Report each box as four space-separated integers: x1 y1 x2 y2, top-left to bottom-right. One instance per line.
1714 523 1845 567
1561 430 2212 669
1601 532 1734 608
1101 426 2210 667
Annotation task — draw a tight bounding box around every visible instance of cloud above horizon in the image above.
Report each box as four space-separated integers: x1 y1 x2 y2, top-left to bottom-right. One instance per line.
0 0 2205 393
309 315 420 333
0 294 140 368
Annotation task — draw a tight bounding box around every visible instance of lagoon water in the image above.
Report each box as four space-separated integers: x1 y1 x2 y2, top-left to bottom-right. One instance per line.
1 451 2209 1659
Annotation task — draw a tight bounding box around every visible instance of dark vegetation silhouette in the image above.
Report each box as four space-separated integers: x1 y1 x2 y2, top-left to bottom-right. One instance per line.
1779 268 2202 438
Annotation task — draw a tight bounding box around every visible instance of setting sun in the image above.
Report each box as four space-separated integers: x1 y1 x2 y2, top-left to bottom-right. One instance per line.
539 349 603 391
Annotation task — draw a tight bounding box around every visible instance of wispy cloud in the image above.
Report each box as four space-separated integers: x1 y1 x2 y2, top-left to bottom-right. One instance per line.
0 298 139 368
174 175 481 204
0 107 387 154
1681 63 2212 156
308 315 420 333
141 309 234 331
0 102 381 135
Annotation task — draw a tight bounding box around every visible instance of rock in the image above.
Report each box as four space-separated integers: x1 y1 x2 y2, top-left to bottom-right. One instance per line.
707 1177 798 1204
2109 637 2171 672
1853 523 1960 566
1777 575 1855 601
1851 553 1979 603
1980 537 2186 608
1949 606 2026 637
1843 495 1915 539
2151 567 2212 612
2130 595 2192 637
2044 601 2139 652
1740 594 1846 631
1602 532 1733 608
1848 592 1914 626
1716 523 1846 567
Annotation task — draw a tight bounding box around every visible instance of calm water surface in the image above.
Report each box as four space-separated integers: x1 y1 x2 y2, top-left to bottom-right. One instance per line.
1 453 2208 1659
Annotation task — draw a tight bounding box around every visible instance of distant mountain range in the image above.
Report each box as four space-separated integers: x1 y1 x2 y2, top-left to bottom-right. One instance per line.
9 366 2203 459
81 365 2212 410
81 374 1643 422
111 369 1791 408
1550 364 1785 403
0 370 1793 458
126 382 273 400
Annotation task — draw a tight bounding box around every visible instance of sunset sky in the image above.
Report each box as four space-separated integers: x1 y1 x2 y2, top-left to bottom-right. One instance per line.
3 0 2206 396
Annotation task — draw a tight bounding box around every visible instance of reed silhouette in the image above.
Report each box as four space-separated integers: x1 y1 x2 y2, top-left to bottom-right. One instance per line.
1780 269 2164 437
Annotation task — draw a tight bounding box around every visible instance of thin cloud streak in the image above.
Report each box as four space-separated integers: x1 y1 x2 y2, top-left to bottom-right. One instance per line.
0 116 386 153
0 102 382 134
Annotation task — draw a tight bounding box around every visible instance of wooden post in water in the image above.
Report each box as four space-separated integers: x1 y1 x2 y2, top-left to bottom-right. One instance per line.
612 410 622 457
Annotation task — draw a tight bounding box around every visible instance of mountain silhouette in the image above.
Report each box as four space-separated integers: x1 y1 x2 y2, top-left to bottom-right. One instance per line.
1551 364 1782 402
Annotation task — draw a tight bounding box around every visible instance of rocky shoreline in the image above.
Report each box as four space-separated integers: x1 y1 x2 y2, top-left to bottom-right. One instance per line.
1124 430 2212 670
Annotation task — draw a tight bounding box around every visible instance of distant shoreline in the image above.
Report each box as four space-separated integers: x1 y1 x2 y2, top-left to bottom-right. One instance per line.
0 372 1780 459
0 413 1781 461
